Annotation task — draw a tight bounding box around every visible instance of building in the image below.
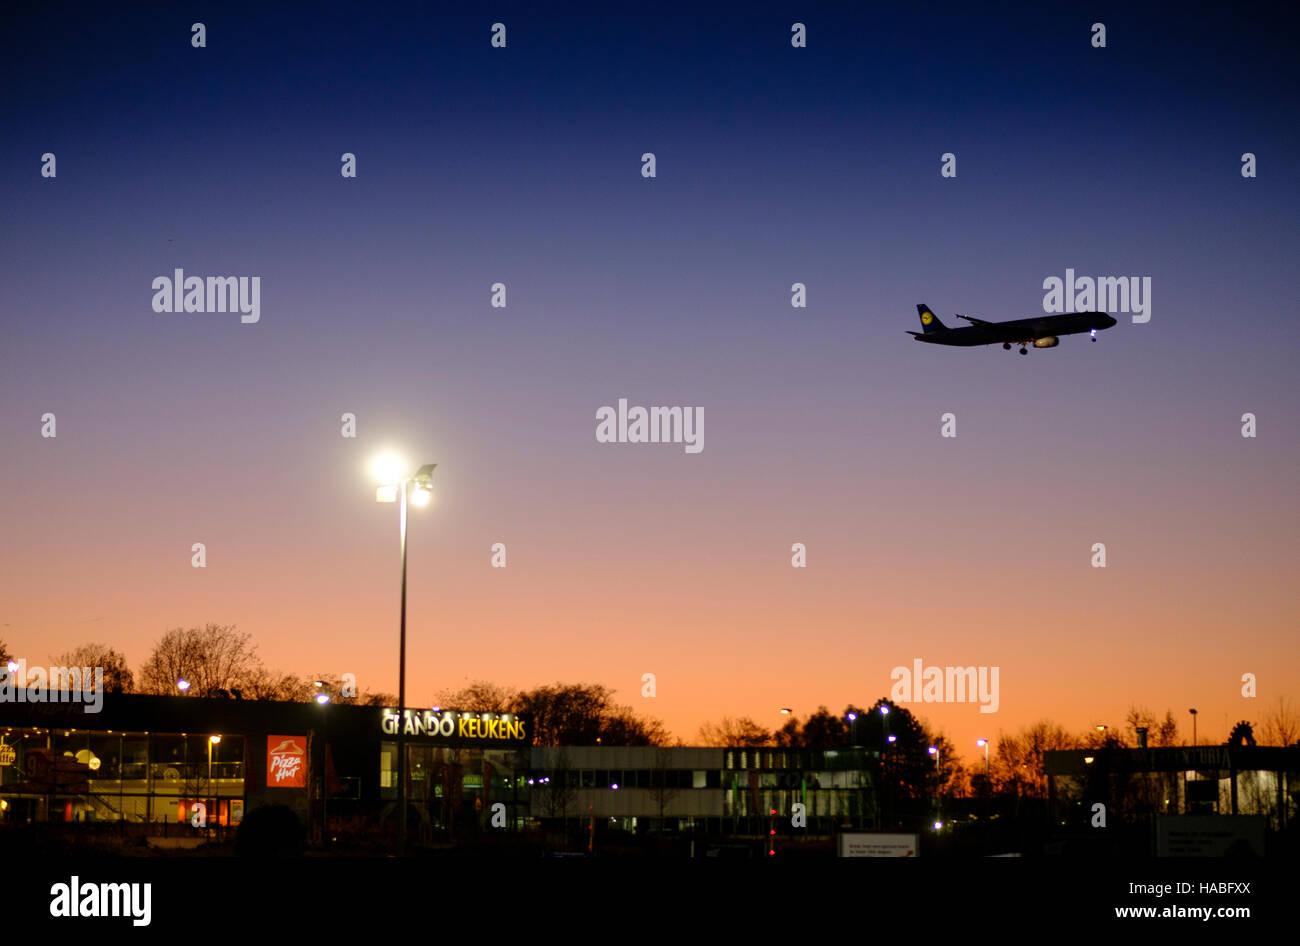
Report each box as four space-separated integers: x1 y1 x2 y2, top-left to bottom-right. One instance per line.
0 692 884 843
1044 744 1300 854
527 745 880 836
0 692 532 837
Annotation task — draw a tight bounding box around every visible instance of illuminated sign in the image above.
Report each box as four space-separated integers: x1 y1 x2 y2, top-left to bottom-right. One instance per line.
267 735 307 788
0 740 13 767
380 708 528 745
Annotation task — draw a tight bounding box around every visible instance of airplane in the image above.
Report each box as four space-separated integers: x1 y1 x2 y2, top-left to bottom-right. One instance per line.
908 304 1117 354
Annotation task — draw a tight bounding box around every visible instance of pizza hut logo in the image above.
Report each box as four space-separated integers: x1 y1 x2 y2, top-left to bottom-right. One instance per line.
267 736 306 787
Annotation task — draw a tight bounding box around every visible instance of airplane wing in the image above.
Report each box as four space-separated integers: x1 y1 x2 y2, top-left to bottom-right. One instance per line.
956 314 996 326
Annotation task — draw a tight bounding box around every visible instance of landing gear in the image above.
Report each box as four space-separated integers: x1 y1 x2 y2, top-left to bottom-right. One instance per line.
1019 347 1028 355
1002 342 1011 350
1091 329 1098 342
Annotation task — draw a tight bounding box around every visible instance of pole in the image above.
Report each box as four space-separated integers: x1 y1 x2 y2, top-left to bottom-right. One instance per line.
397 478 408 856
983 743 990 821
322 701 329 845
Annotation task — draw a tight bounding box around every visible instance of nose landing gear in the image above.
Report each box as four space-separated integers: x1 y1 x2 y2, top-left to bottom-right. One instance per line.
1002 342 1011 350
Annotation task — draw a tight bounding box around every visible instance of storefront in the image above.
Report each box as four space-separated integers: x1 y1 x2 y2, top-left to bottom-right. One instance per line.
0 693 532 836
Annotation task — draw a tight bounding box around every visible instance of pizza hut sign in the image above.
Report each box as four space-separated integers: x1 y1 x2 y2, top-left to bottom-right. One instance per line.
267 735 307 788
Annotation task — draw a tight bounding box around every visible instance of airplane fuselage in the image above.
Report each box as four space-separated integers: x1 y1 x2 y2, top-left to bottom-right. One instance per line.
912 311 1116 346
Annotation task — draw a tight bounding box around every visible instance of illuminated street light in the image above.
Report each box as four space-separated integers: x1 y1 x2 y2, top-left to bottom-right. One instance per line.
373 455 437 857
176 679 190 692
976 738 991 817
207 735 222 818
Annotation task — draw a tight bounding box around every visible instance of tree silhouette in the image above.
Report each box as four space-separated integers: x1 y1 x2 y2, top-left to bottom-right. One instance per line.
50 643 135 693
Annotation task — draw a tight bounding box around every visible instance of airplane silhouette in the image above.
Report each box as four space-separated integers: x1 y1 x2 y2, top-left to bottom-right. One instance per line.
908 304 1117 354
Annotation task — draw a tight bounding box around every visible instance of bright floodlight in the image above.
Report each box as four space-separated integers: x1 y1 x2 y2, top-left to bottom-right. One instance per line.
887 735 897 743
177 679 190 692
209 735 221 744
371 453 407 486
410 485 432 507
880 705 890 716
413 463 437 488
847 712 857 721
376 485 398 503
779 707 792 715
976 738 987 747
316 693 330 705
928 746 938 755
933 821 943 831
6 660 17 674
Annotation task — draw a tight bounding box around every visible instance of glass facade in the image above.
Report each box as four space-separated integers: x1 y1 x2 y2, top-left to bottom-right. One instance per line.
0 727 245 827
379 743 530 831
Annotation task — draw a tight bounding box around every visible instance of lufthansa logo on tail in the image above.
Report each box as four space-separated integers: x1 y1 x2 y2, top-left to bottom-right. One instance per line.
920 311 933 324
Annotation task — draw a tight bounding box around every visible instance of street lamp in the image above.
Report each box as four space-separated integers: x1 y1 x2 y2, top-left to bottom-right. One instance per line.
374 455 437 857
177 679 190 693
976 738 990 815
315 683 334 844
1189 708 1198 747
207 735 222 825
927 745 942 822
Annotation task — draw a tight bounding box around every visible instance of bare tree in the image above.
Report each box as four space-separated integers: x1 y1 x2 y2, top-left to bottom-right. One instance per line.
1261 697 1300 746
436 680 516 712
697 716 772 747
49 643 134 693
992 721 1078 798
138 624 261 696
244 667 313 702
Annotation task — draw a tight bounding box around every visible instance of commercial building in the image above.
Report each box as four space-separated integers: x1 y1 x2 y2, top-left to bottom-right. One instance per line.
0 692 531 835
0 692 882 840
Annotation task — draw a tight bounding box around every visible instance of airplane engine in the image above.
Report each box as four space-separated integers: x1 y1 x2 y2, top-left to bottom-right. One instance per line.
1032 336 1059 348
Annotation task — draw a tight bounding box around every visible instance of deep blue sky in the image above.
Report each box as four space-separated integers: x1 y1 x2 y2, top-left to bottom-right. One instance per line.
2 2 1297 750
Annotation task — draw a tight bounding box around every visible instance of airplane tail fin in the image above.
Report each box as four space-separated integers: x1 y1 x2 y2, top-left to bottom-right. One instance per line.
916 304 949 334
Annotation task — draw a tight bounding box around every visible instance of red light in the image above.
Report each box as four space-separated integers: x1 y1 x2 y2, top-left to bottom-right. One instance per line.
769 809 776 815
768 850 775 856
769 829 776 835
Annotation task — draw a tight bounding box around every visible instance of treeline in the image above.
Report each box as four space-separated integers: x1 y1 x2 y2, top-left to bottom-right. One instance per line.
2 629 1296 786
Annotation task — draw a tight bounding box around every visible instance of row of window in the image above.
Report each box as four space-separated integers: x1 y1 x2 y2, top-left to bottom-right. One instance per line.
529 769 874 790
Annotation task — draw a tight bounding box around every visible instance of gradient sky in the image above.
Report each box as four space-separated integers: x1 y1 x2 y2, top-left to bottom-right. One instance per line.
2 2 1297 764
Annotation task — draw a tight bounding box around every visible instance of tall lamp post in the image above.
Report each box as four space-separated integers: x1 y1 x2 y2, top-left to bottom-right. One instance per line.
1189 708 1198 747
976 738 990 820
928 745 941 825
315 683 333 845
374 455 437 857
207 735 221 828
878 705 890 828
